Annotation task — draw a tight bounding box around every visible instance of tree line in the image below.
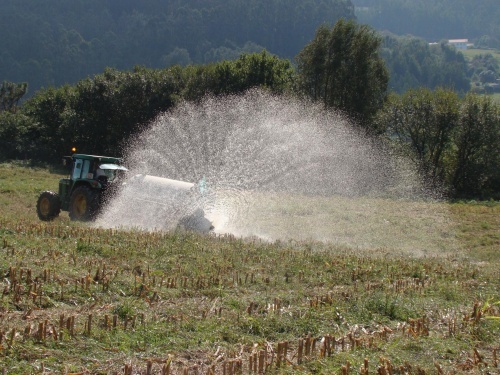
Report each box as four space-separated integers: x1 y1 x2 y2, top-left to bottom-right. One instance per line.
1 21 498 199
0 52 295 162
376 89 499 199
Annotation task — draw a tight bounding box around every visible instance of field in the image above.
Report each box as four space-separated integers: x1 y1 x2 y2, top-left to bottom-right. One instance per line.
0 162 499 374
462 48 500 63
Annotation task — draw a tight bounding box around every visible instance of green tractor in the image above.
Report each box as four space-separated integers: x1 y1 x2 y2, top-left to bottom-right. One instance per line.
36 154 128 221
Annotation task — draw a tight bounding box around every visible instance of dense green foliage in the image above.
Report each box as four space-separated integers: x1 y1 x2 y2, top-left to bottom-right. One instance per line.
377 89 500 198
468 53 500 94
0 0 354 94
296 20 389 124
0 52 294 162
353 0 499 46
452 94 500 198
379 88 460 188
0 81 27 112
381 36 471 94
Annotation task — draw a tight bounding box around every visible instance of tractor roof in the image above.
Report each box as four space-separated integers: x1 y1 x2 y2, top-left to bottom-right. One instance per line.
72 154 122 164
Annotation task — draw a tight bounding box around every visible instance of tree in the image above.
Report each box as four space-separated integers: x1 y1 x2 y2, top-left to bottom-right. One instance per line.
378 88 459 191
182 51 295 100
479 70 496 84
232 51 295 94
377 89 499 198
11 53 295 163
0 81 28 113
0 111 31 159
21 85 74 161
296 19 389 127
451 94 499 198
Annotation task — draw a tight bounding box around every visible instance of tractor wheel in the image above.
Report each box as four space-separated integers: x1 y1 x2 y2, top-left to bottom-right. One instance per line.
36 191 61 221
69 186 99 221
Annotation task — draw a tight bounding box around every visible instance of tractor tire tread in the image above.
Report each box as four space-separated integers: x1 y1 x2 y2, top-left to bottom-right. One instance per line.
69 185 100 221
36 191 61 221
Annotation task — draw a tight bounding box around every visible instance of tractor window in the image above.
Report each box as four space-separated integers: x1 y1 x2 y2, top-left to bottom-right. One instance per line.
72 160 83 180
82 160 92 179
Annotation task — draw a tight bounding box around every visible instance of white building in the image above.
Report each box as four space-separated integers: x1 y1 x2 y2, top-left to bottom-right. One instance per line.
448 39 468 50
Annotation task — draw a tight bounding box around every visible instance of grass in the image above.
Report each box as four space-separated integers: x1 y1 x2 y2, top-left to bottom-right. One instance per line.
461 48 500 63
0 163 499 374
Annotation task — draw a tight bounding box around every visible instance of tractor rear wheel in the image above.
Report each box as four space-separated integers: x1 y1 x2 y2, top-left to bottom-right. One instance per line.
69 186 99 221
36 191 61 221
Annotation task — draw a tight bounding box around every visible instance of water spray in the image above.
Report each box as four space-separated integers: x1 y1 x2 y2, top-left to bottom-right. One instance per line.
97 90 457 254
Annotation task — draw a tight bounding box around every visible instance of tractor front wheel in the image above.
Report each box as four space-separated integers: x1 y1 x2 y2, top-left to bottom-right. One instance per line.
36 191 61 221
69 186 99 221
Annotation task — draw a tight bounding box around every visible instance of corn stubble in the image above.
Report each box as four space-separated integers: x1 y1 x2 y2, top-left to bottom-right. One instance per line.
0 214 498 374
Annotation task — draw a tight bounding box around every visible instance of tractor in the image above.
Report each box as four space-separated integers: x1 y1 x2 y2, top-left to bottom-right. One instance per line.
36 153 213 232
36 154 128 221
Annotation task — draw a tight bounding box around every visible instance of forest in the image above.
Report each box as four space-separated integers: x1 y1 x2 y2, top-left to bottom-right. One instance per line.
0 1 499 199
0 0 498 95
352 0 499 45
0 0 354 94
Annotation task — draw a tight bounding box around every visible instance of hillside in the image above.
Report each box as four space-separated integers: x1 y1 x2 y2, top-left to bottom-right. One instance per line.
2 0 499 97
0 0 354 95
352 0 499 43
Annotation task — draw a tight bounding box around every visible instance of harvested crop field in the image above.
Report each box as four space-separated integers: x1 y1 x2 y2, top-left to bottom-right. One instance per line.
0 163 499 374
